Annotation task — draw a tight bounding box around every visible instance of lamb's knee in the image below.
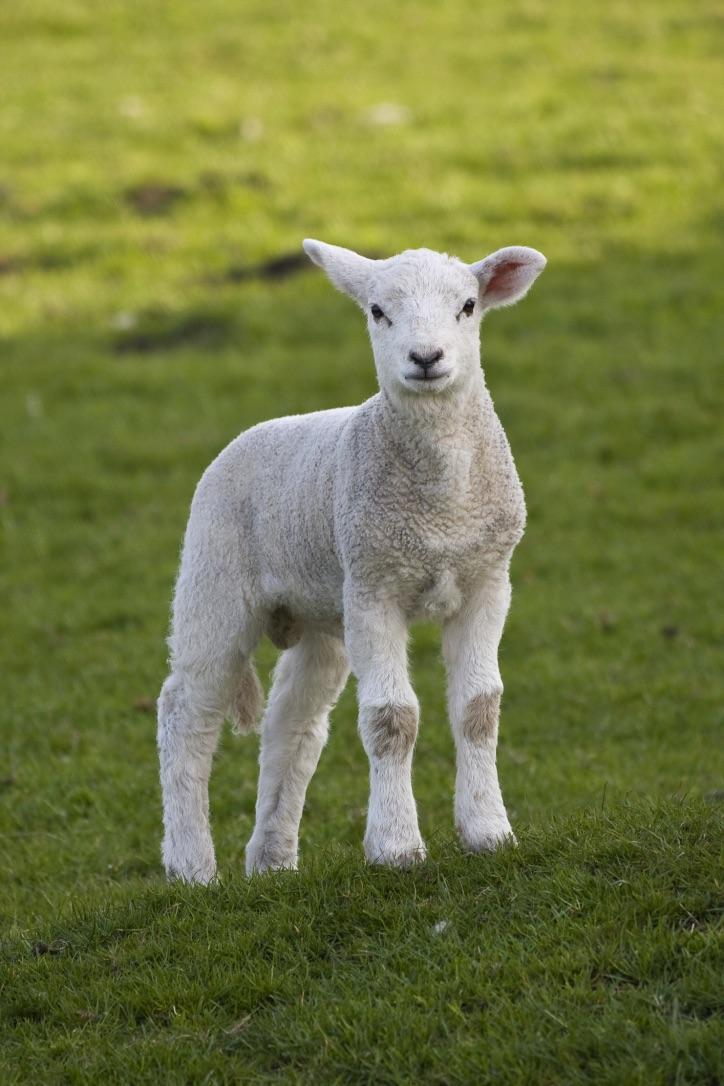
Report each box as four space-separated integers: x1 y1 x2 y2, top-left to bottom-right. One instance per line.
361 704 418 760
459 690 501 743
157 673 185 739
303 715 331 752
157 672 223 753
262 709 330 761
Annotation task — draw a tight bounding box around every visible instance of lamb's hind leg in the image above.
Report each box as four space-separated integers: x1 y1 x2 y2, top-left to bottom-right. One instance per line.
246 630 349 874
158 591 262 883
158 667 231 884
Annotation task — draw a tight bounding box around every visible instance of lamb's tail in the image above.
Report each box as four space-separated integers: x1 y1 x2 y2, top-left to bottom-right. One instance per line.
230 660 265 735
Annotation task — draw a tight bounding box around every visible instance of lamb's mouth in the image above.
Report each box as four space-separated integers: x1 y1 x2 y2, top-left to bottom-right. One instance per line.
404 369 451 384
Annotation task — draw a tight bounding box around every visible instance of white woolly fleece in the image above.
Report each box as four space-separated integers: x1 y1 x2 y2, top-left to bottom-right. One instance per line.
157 239 546 882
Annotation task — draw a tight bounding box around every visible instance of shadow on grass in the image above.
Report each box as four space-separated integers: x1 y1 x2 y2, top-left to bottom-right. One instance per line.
2 237 721 363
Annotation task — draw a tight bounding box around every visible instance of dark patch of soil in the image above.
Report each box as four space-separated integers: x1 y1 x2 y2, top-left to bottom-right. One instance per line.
114 310 235 354
124 182 187 216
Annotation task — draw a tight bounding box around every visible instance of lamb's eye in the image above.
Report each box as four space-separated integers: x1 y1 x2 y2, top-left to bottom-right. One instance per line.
461 298 476 317
370 304 385 322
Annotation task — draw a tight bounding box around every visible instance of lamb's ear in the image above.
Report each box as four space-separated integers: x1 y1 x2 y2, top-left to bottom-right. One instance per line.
303 239 374 307
469 246 546 310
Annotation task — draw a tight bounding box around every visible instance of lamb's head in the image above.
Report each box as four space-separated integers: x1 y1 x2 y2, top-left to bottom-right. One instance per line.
303 239 546 403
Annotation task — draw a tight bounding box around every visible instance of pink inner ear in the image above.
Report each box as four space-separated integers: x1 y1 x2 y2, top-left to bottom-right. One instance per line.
485 261 524 296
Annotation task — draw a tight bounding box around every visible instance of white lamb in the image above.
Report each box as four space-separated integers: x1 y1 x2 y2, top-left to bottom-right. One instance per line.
157 238 546 882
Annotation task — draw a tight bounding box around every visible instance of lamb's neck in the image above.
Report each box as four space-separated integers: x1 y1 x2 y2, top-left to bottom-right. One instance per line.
377 372 493 453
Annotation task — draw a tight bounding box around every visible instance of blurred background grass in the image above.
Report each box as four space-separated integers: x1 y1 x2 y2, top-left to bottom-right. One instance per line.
1 0 723 924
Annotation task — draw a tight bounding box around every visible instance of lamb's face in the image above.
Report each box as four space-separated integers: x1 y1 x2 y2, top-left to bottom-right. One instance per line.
363 250 482 398
303 239 546 403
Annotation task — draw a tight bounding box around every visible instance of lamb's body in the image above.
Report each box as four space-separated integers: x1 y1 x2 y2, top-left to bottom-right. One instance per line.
158 238 545 881
182 390 524 639
184 408 352 638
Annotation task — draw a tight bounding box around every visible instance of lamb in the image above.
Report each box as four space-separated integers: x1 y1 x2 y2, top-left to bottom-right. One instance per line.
157 238 546 882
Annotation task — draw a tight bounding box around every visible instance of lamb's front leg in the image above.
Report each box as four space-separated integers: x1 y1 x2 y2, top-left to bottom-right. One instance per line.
442 573 516 853
345 593 425 868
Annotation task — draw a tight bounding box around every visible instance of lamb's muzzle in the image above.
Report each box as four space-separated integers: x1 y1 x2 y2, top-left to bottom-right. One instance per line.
409 348 444 367
157 236 546 881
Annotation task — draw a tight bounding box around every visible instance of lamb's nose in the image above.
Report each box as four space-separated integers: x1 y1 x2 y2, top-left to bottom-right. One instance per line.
409 349 444 369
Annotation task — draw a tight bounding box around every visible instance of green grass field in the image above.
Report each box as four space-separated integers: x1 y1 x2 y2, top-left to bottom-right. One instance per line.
1 1 723 1081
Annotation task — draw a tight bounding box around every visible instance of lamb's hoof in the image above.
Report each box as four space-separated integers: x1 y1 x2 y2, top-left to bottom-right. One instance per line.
245 830 298 875
166 864 217 885
163 833 217 884
457 821 517 854
164 856 217 885
364 834 427 869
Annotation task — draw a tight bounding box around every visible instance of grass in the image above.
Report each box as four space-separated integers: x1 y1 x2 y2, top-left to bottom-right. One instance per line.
1 0 723 1081
2 804 721 1084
